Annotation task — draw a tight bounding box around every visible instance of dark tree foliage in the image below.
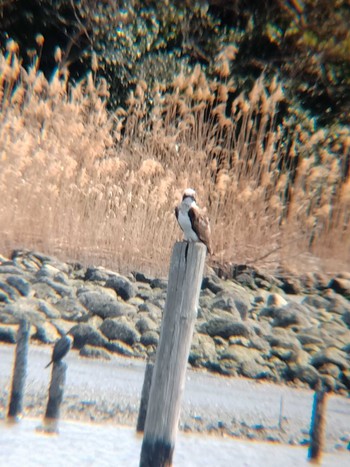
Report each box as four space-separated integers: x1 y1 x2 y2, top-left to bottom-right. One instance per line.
1 0 349 123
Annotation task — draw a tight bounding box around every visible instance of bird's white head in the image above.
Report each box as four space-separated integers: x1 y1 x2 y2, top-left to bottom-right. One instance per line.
182 188 196 201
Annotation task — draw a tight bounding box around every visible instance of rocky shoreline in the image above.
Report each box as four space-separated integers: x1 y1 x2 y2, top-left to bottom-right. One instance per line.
0 249 349 395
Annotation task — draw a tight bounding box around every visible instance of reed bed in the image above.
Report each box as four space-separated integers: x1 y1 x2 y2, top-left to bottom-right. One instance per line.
0 42 349 275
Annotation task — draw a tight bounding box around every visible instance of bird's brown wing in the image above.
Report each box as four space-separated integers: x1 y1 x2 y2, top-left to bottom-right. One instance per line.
188 206 212 254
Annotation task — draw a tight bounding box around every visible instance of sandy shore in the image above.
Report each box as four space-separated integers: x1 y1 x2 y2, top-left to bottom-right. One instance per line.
1 343 349 453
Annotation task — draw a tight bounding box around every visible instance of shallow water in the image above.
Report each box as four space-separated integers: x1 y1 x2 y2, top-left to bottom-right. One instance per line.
1 418 348 467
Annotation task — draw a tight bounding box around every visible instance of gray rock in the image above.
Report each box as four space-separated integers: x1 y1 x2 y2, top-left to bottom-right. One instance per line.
105 276 135 301
0 264 25 275
288 363 320 388
78 290 123 319
55 297 89 321
6 276 31 296
37 300 61 319
85 267 112 282
150 278 168 290
100 318 140 345
311 348 349 371
0 281 19 301
69 323 108 349
135 317 158 334
240 360 274 380
140 330 159 346
203 318 252 339
35 277 73 297
342 310 350 327
80 345 111 360
271 303 310 328
31 281 60 301
202 275 224 294
0 326 17 343
302 295 329 310
105 340 134 356
134 271 154 284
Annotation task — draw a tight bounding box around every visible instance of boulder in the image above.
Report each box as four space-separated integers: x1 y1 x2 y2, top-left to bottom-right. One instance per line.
69 323 108 349
100 318 140 345
6 275 31 297
80 345 111 360
202 318 252 339
105 275 136 301
78 290 123 319
311 348 349 371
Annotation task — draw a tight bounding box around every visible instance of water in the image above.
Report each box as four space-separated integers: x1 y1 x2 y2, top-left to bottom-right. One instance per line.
1 418 348 467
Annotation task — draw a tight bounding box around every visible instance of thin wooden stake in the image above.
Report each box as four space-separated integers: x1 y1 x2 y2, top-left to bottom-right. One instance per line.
7 319 30 420
140 242 206 467
42 361 67 433
136 358 155 433
308 389 328 464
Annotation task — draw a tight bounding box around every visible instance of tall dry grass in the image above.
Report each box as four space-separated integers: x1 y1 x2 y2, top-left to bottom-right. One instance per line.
0 41 349 275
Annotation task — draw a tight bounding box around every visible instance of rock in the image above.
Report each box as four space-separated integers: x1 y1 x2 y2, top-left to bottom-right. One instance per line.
99 318 140 345
202 318 252 339
31 322 60 343
135 317 158 334
78 290 123 319
69 323 108 349
311 348 349 371
288 363 320 388
219 345 264 365
189 333 217 366
302 295 329 310
342 310 350 327
55 297 89 321
0 281 19 301
140 330 159 346
105 275 135 301
278 275 302 294
34 277 73 297
318 363 341 378
79 345 111 360
133 271 153 284
85 267 112 282
202 275 224 294
105 340 134 356
6 276 31 297
266 293 288 308
31 281 60 301
240 360 274 380
271 303 310 328
37 300 61 319
267 329 301 350
150 278 168 290
0 325 17 343
328 277 350 297
296 333 324 346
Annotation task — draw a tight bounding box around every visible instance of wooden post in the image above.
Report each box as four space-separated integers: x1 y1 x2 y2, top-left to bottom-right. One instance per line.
140 242 206 467
308 389 328 464
7 319 30 420
42 361 67 433
136 358 155 433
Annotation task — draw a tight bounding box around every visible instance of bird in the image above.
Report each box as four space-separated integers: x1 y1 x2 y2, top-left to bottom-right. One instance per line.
45 332 74 368
175 188 212 254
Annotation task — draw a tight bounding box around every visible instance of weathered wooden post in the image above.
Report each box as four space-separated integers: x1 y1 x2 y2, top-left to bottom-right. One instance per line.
308 388 328 464
140 242 206 467
137 356 155 433
7 319 30 420
41 361 68 433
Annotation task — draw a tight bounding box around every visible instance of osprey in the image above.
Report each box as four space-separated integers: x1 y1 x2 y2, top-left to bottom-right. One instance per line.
175 188 212 254
45 332 73 368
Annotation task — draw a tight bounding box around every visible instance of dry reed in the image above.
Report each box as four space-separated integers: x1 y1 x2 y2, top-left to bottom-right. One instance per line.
0 43 349 275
